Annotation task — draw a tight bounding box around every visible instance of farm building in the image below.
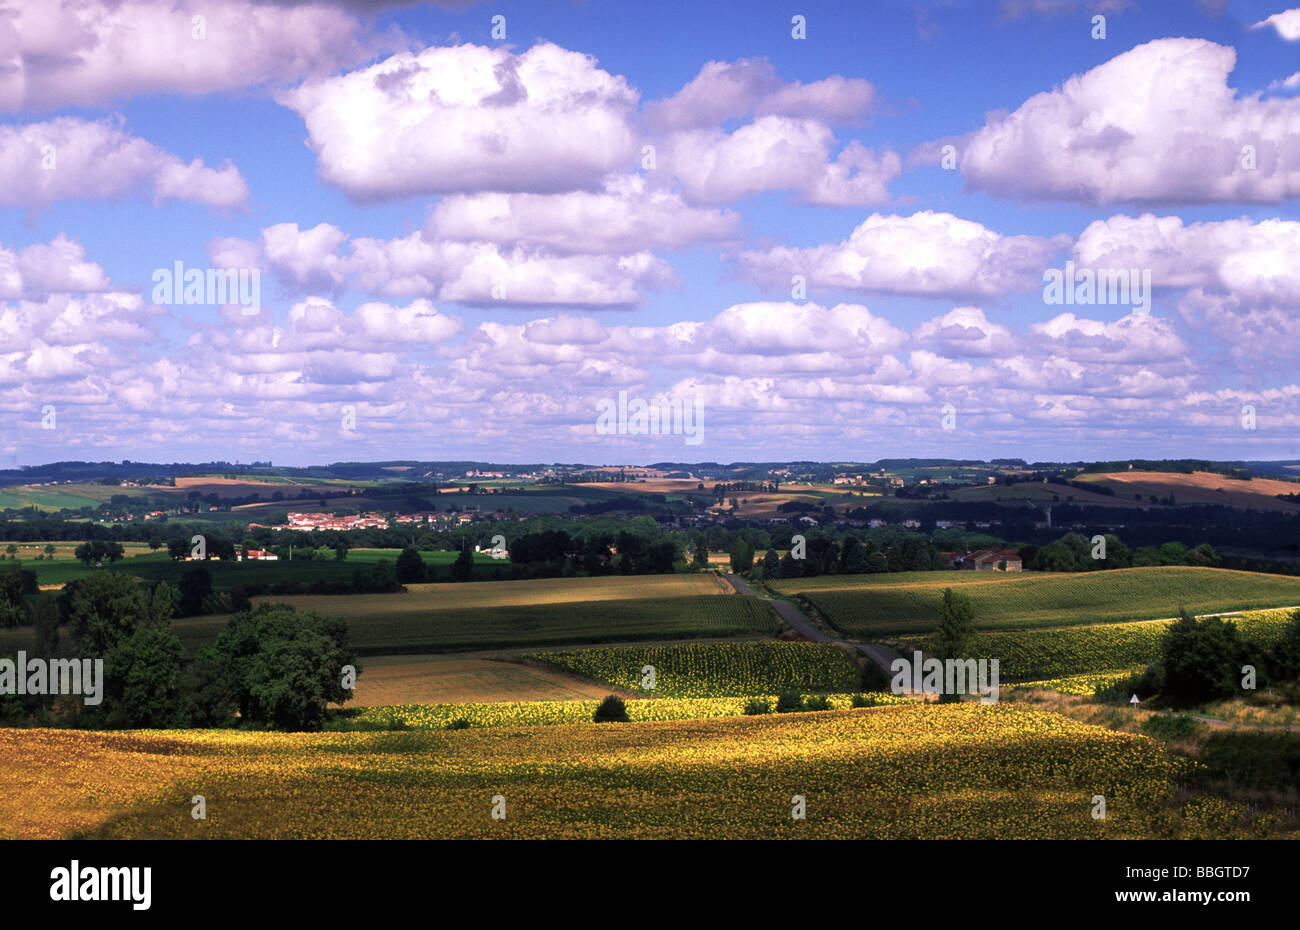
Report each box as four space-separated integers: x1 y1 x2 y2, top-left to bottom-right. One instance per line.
963 549 1022 572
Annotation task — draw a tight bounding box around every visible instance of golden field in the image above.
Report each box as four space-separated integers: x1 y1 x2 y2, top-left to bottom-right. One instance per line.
1 704 1290 840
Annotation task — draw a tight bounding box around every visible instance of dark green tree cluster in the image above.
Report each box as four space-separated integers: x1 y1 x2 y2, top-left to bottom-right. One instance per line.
3 572 356 731
1023 533 1218 572
1118 608 1300 707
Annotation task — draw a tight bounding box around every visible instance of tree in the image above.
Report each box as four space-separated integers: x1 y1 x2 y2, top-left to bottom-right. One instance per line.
1186 543 1220 567
762 548 781 579
61 575 183 726
729 538 755 574
933 588 975 703
1266 609 1300 683
1033 541 1077 572
1158 609 1246 706
44 544 56 559
74 539 124 566
31 596 59 658
178 565 213 616
212 604 357 730
1133 545 1161 567
334 539 350 561
840 535 868 574
181 645 238 727
0 563 31 628
103 629 184 728
451 547 475 581
645 538 679 574
1159 541 1188 566
1093 534 1132 569
395 546 426 583
692 539 709 569
66 572 142 654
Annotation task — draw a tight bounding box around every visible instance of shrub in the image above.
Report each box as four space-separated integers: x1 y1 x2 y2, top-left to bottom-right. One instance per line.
742 697 770 715
445 718 471 730
592 695 629 722
859 658 889 692
803 693 832 711
1199 731 1300 789
775 690 804 713
1140 713 1203 741
850 693 877 708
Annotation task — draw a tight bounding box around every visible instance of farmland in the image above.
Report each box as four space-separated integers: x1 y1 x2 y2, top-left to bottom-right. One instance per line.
0 571 769 658
268 572 732 614
158 591 777 657
773 566 1300 636
895 607 1297 680
343 655 621 706
522 642 863 697
345 691 906 729
1073 470 1300 512
4 703 1288 840
18 546 503 590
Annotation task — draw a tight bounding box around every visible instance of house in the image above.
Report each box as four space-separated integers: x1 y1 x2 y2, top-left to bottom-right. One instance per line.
965 548 1022 572
244 549 278 561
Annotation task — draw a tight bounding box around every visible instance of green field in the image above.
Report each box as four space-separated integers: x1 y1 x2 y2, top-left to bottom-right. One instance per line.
18 547 505 589
0 484 157 511
0 572 751 657
521 642 863 697
0 593 776 659
894 607 1297 680
773 567 1300 636
160 595 776 657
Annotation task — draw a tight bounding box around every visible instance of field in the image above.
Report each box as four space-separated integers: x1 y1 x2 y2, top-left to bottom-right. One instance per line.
1074 470 1300 511
894 607 1297 680
153 595 777 657
0 572 767 658
521 642 863 697
0 483 158 511
268 572 732 614
773 566 1300 636
5 703 1286 840
342 655 624 706
945 480 1144 508
20 547 505 590
346 692 906 729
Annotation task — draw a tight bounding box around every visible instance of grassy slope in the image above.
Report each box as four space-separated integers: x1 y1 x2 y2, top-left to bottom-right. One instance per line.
4 704 1283 840
894 607 1296 680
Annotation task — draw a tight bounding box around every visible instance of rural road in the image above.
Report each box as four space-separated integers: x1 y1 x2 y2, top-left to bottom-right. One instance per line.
725 573 896 675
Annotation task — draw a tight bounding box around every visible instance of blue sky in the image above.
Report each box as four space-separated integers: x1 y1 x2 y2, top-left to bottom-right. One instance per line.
2 0 1299 466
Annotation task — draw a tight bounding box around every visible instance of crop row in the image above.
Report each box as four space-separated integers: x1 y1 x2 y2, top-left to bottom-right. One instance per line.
896 608 1296 680
344 690 908 730
518 641 863 697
